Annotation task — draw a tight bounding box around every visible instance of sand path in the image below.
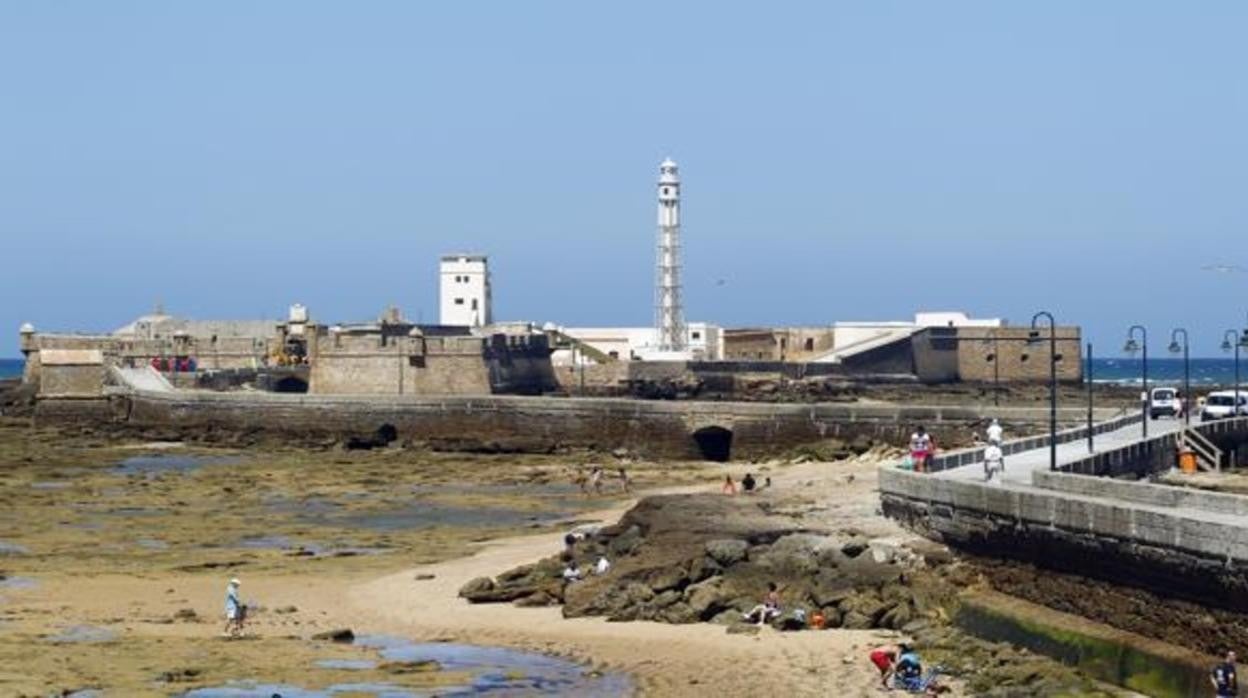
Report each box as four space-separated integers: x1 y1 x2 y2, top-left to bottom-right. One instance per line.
343 460 919 697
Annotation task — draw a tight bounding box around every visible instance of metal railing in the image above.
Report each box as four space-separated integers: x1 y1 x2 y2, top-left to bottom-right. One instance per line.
921 410 1140 473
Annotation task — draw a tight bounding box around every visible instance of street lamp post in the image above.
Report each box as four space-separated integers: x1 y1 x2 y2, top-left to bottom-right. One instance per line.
1169 328 1190 426
1222 330 1242 421
984 333 1000 407
1086 342 1094 453
1031 311 1058 471
1124 325 1148 438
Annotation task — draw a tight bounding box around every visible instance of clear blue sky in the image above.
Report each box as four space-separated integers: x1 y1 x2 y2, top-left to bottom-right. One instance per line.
2 2 1246 357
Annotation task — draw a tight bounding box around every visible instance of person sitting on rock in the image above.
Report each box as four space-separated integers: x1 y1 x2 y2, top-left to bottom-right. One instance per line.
721 475 737 495
741 473 757 494
742 582 784 626
594 555 611 575
562 560 583 584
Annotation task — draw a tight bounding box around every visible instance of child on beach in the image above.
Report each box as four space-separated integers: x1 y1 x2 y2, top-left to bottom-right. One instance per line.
910 427 934 472
869 643 906 688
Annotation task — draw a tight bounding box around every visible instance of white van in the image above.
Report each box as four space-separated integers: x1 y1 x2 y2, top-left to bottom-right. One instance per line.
1149 387 1180 419
1201 390 1248 421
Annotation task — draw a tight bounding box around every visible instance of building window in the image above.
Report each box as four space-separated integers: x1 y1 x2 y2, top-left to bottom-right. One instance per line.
608 350 619 359
691 331 701 340
471 299 478 310
804 338 814 351
454 298 465 305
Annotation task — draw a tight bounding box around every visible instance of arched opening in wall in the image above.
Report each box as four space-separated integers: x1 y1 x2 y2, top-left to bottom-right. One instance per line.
346 423 400 450
692 426 733 462
273 376 308 393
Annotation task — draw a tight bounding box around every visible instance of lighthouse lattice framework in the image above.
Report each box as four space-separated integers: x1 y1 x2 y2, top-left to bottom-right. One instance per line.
655 157 686 352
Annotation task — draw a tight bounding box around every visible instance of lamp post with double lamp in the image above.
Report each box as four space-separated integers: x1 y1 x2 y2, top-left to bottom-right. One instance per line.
1222 330 1243 420
1029 311 1058 471
1168 328 1190 426
1124 325 1148 438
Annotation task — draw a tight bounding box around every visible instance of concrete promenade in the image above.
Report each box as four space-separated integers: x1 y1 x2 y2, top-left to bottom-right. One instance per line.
936 415 1187 484
880 413 1248 609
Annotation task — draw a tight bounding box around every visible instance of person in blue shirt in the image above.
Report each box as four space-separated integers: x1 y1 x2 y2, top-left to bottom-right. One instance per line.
224 577 245 638
894 647 923 688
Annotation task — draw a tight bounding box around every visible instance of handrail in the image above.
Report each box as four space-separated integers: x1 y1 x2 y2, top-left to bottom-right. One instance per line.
1181 427 1223 472
920 412 1144 473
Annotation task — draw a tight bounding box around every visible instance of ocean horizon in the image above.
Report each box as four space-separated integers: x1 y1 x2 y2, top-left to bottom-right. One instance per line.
0 358 23 379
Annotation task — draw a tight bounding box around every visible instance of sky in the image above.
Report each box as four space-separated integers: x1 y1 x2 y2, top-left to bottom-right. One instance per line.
2 2 1247 357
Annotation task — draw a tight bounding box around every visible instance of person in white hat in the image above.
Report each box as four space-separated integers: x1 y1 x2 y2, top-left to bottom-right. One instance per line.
224 577 245 637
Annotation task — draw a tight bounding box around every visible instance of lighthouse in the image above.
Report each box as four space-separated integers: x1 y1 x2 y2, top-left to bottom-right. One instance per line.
655 158 686 352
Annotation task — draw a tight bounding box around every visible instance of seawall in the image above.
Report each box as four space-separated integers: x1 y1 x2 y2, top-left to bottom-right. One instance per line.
36 390 1106 461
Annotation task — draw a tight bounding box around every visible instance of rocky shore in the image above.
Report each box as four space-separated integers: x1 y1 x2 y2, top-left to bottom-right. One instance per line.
460 492 1123 696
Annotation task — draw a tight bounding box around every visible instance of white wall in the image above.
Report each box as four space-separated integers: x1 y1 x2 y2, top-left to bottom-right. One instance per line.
439 255 491 327
561 323 722 363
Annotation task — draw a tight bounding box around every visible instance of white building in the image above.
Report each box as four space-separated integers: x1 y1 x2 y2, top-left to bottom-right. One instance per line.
818 311 1002 363
439 254 492 327
553 323 723 365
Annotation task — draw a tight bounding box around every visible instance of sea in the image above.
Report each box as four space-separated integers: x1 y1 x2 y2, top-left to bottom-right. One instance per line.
1090 358 1242 387
0 358 22 380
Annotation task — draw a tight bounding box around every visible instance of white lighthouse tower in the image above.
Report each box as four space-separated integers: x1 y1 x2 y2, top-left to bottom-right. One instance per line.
655 157 686 352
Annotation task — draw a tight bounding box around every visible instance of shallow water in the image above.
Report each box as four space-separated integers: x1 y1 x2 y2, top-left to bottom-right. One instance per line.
0 541 28 555
114 454 242 476
313 658 377 670
47 625 117 644
330 503 564 531
31 481 72 490
0 576 37 590
187 637 632 697
270 495 569 532
184 682 409 697
233 535 389 558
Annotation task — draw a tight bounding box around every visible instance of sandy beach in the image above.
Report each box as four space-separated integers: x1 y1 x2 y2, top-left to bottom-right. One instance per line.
0 414 937 696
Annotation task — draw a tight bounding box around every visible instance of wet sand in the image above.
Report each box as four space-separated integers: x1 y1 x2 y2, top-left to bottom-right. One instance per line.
0 415 931 695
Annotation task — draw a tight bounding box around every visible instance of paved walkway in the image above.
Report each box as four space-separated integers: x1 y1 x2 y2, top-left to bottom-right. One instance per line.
923 415 1248 540
935 414 1188 484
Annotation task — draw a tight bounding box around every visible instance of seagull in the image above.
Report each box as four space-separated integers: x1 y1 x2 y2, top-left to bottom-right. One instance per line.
1202 264 1246 274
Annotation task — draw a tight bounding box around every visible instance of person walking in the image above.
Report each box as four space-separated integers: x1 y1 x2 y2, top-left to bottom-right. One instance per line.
617 467 631 494
1213 650 1239 697
224 577 245 638
983 443 1005 482
910 426 934 473
986 418 1004 446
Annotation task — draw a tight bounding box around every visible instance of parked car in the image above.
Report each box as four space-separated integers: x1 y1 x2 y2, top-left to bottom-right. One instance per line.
1201 390 1248 421
1149 387 1180 419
